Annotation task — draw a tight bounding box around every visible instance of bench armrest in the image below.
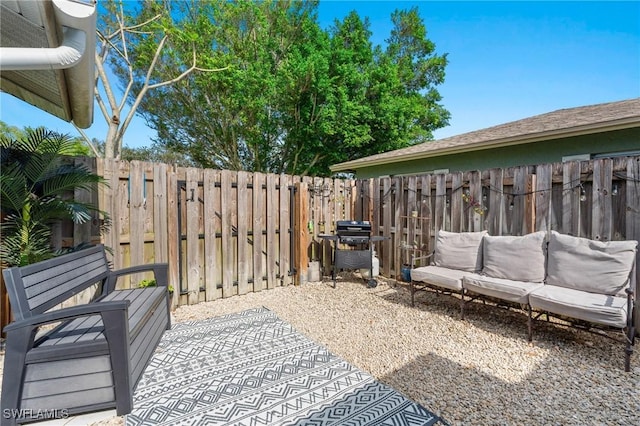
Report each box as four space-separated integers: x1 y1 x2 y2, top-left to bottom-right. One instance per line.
411 252 434 268
106 263 169 293
3 300 130 333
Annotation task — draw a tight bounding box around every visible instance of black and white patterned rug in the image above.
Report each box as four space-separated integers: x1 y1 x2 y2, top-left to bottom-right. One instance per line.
127 307 444 426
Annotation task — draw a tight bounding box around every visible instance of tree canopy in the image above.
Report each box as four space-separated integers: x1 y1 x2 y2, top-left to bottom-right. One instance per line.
110 0 450 176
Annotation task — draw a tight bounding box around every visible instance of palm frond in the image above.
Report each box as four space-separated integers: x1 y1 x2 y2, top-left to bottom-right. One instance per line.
0 127 109 267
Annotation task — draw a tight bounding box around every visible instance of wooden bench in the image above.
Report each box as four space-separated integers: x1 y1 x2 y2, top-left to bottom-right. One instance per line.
1 245 171 425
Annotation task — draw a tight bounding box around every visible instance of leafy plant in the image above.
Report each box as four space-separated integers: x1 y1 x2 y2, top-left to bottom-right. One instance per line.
462 191 486 216
138 278 173 294
0 128 109 267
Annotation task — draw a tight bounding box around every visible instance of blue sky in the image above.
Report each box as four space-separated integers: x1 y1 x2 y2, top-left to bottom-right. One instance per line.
1 0 638 148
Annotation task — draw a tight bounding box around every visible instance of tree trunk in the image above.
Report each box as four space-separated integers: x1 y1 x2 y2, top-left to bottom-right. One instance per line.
105 116 121 159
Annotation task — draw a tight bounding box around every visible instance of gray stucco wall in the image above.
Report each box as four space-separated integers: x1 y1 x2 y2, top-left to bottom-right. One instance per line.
351 127 640 178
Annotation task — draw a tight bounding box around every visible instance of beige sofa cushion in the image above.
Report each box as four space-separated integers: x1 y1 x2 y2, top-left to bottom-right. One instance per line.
463 273 544 304
482 231 547 282
410 265 467 291
433 230 487 272
529 285 629 328
546 231 637 296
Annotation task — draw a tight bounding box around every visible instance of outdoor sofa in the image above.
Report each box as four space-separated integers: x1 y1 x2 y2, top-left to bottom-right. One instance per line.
410 230 637 371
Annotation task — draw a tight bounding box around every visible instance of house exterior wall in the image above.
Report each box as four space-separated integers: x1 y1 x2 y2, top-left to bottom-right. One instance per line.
352 127 640 178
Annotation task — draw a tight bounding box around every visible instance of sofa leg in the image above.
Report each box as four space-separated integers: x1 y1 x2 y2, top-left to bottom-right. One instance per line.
625 322 635 372
410 281 415 307
460 289 465 320
527 305 533 343
625 346 633 372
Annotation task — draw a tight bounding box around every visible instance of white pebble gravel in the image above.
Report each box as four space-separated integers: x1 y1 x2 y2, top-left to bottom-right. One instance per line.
2 276 638 425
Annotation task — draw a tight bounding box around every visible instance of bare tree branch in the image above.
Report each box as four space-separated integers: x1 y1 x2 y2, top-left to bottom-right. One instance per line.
71 124 100 157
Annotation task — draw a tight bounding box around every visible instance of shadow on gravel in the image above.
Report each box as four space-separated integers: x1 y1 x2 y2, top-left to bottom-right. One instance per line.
377 282 639 425
380 348 639 425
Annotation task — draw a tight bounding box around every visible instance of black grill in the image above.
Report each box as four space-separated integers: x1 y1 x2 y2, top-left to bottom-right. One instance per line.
336 220 372 245
320 220 384 289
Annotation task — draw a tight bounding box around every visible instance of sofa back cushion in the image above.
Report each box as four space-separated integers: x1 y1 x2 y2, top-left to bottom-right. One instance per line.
434 230 487 272
482 231 547 282
546 231 637 295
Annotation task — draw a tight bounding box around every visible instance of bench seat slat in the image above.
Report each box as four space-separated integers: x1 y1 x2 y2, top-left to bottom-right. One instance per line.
21 388 116 412
24 356 112 382
102 287 167 338
23 251 106 296
22 371 114 399
33 288 165 348
36 314 104 347
26 341 110 363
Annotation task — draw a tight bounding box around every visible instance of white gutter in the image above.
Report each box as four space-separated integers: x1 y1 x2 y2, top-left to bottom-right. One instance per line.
0 26 85 70
0 0 97 128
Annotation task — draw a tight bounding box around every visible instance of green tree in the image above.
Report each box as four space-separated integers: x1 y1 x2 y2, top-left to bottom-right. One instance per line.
0 129 108 266
0 121 26 141
322 11 376 168
138 0 322 173
125 2 449 176
120 144 193 166
383 7 449 137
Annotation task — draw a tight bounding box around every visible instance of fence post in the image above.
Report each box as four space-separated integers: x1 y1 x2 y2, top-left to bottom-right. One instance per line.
294 181 309 285
166 166 179 309
626 157 640 335
525 174 537 234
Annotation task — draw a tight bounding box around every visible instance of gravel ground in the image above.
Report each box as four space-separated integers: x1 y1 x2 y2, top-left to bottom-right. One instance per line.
2 276 639 425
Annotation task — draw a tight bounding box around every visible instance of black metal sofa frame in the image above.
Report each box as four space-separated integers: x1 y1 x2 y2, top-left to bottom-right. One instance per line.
1 245 171 425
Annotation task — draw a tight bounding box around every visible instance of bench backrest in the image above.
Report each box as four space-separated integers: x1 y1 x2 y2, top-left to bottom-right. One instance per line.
2 245 110 320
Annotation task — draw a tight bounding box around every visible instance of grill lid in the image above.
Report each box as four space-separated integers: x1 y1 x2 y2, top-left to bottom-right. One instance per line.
336 220 372 236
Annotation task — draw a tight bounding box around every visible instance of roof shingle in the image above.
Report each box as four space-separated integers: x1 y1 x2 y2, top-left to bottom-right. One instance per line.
331 98 640 172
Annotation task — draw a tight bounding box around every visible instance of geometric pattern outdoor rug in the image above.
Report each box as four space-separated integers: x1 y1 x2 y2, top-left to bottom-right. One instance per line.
127 307 445 426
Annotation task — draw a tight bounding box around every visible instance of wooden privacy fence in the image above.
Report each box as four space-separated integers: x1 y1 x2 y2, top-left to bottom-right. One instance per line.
352 156 640 334
96 159 358 307
97 155 640 296
2 156 639 333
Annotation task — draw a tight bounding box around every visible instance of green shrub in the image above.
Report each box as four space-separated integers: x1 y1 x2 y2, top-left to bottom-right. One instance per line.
138 278 173 293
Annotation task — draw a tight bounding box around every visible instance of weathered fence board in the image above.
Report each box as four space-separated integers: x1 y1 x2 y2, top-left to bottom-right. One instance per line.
626 157 640 332
266 174 278 289
488 168 505 236
535 164 552 233
153 163 168 264
451 172 463 232
280 174 292 286
186 168 201 305
252 172 265 292
166 166 179 307
592 159 613 241
203 169 218 300
434 174 446 234
220 170 234 297
237 171 250 295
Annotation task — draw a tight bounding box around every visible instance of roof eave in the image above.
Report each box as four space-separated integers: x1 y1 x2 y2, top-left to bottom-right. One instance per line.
330 116 640 173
